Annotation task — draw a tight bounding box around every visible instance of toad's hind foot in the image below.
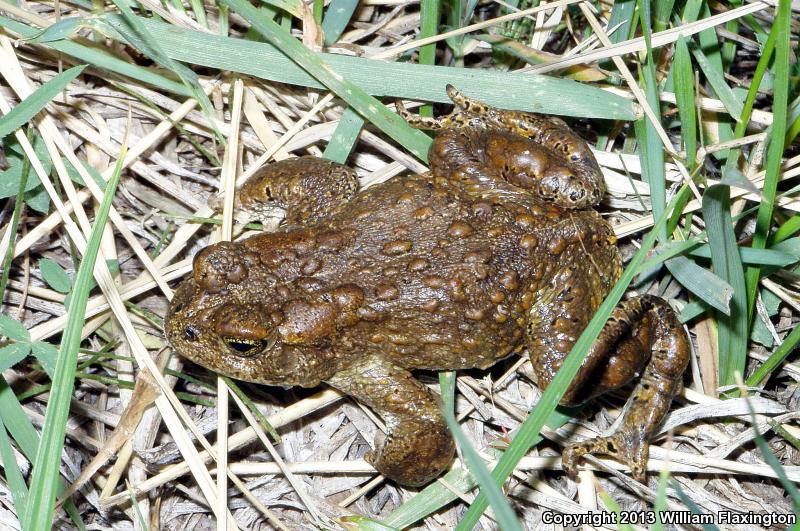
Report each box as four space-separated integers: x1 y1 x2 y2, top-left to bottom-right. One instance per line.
563 430 648 482
396 84 490 130
563 296 690 482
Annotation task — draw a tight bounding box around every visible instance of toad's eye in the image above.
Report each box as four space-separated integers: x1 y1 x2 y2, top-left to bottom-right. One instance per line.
223 337 272 357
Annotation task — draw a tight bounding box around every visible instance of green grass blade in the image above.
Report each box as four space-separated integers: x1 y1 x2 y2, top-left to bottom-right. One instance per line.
688 244 799 267
0 16 190 97
653 0 674 33
690 44 743 121
0 14 636 123
418 0 441 116
322 107 364 163
746 402 800 510
673 37 696 169
744 0 791 319
652 469 670 530
0 128 34 301
746 321 800 387
0 415 27 520
101 2 222 142
0 65 85 140
607 0 635 43
25 16 85 43
663 256 732 314
670 479 721 531
439 373 522 531
216 0 432 160
695 1 734 158
22 152 124 530
456 183 692 530
321 0 359 45
774 214 800 243
0 377 83 528
635 0 666 240
597 491 635 531
223 377 280 442
339 516 400 530
702 185 748 387
98 16 637 120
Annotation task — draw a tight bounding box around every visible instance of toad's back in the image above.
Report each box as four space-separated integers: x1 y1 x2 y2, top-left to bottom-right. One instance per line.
236 171 620 371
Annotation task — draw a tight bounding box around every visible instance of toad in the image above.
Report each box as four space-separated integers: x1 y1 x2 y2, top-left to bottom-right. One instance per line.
165 86 690 487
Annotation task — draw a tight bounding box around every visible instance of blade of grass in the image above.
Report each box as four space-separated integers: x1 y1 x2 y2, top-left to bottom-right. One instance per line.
670 479 721 531
702 185 748 387
102 1 222 143
744 0 791 319
635 0 666 241
418 0 441 117
321 107 363 163
0 128 33 301
0 15 190 97
597 490 635 531
0 415 27 520
690 44 743 122
321 0 358 46
113 16 638 120
0 14 636 122
0 378 85 529
694 1 734 158
673 36 696 169
774 214 800 243
744 397 800 510
687 244 799 267
606 0 635 44
439 371 522 531
22 150 124 530
663 256 732 314
456 183 692 530
652 469 670 530
216 0 432 160
653 0 674 33
745 322 800 387
0 65 85 139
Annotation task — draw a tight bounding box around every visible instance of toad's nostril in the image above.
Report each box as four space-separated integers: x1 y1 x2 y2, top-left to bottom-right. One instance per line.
184 325 200 341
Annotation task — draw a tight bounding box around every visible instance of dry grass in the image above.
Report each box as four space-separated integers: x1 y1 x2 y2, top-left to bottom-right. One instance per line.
0 0 798 529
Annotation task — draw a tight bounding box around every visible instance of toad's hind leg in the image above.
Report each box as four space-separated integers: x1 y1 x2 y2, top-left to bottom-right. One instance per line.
238 157 358 226
397 85 604 208
529 293 690 481
326 355 455 487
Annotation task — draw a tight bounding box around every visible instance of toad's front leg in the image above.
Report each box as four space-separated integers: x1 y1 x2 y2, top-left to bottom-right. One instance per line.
530 289 690 481
326 355 455 487
238 157 358 226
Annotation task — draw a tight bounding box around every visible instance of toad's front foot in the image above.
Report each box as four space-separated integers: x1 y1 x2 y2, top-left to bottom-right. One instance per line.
327 355 455 487
562 430 648 482
365 418 455 487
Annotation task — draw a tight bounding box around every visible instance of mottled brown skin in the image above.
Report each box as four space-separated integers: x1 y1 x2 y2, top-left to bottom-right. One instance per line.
165 86 690 487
